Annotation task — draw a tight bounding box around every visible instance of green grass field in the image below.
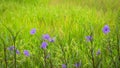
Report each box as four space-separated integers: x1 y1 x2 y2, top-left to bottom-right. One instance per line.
0 0 120 68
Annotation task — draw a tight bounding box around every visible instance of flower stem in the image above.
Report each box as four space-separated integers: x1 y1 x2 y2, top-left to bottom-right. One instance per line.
43 49 47 68
0 37 7 68
116 26 120 67
4 44 7 68
90 48 95 68
13 37 16 68
90 33 95 68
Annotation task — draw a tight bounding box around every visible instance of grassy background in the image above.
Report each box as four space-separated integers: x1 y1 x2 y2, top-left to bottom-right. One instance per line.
0 0 120 68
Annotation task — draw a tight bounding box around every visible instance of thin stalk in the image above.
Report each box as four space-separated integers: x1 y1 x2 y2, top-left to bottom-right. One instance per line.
91 49 95 68
101 52 103 68
90 42 95 68
0 37 7 68
13 37 16 68
117 33 120 60
90 32 95 68
1 23 22 68
4 44 7 68
13 31 21 68
116 24 120 67
43 49 47 68
116 10 120 67
49 58 53 68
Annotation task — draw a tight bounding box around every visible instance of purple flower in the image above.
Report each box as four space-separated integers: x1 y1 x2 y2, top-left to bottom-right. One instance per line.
41 42 48 49
102 25 110 34
8 46 15 50
49 37 55 42
96 49 101 56
16 50 20 54
42 34 50 40
62 64 66 68
23 50 30 57
30 28 36 35
86 36 92 42
75 62 81 68
8 46 20 54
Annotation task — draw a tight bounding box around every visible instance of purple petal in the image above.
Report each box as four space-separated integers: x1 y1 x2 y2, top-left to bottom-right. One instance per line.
86 36 92 42
42 34 50 40
75 61 81 68
49 37 55 42
23 50 30 57
30 28 36 35
102 25 110 34
16 50 20 54
41 42 48 49
8 46 15 50
62 64 66 68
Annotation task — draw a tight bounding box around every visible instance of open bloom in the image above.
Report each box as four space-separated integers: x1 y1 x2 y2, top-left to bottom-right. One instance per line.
49 37 55 42
41 42 48 49
62 64 66 68
42 34 50 40
30 28 36 35
86 36 92 42
8 46 20 54
102 25 110 34
23 50 30 56
8 46 15 50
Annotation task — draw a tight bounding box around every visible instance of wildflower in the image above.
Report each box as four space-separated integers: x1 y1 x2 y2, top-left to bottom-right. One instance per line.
42 34 50 40
102 25 110 34
49 37 55 42
41 42 48 49
23 50 30 57
8 46 20 54
16 50 20 54
75 62 81 68
8 46 15 50
62 64 66 68
86 36 92 42
30 28 36 35
96 49 101 56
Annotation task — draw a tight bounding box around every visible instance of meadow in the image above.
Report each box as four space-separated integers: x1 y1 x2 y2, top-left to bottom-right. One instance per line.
0 0 120 68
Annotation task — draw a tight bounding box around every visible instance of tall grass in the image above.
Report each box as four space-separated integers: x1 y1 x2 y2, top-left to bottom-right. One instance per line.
0 0 120 68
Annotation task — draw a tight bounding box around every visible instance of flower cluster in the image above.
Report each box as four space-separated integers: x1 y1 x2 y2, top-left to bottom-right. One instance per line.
7 46 20 54
41 34 55 49
14 25 109 66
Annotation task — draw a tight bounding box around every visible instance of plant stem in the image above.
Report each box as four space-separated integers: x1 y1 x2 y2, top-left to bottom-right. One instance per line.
13 37 16 68
43 49 47 68
90 33 95 68
91 48 95 68
0 37 7 68
49 58 53 68
116 26 120 67
4 44 7 68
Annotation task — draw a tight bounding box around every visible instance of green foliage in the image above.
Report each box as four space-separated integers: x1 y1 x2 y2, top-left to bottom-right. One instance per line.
0 0 120 68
